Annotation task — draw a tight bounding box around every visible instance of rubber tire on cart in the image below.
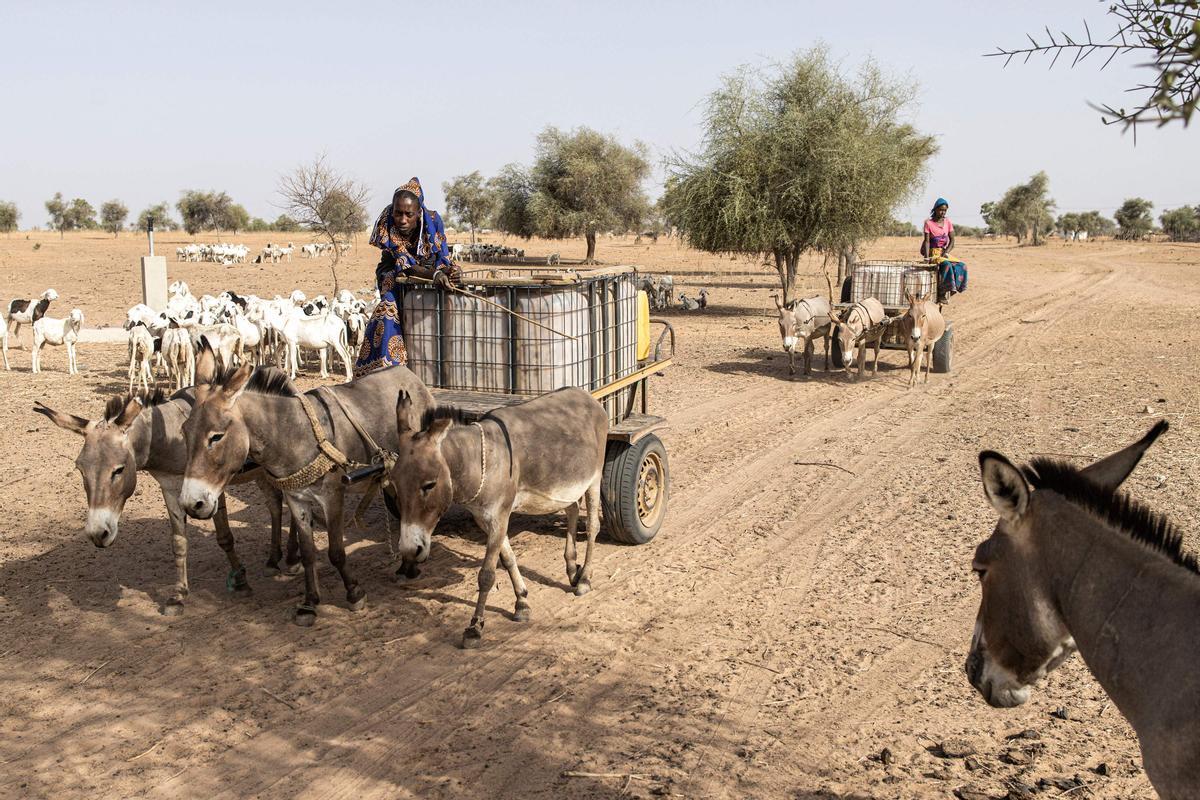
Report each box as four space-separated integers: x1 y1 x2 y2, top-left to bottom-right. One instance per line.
828 276 853 367
601 434 669 545
933 320 953 374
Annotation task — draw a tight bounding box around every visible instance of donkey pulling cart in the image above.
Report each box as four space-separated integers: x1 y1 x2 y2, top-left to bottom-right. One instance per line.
833 261 954 373
349 265 674 545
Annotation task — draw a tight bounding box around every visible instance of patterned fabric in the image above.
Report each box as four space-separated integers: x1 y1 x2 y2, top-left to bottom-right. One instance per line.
355 177 455 377
930 247 968 297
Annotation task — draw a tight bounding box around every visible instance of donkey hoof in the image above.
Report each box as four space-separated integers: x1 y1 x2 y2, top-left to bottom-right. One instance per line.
160 600 185 616
569 565 584 587
231 584 253 598
460 626 484 649
263 565 281 578
293 606 318 627
573 581 592 597
283 562 303 577
348 597 367 612
513 602 531 623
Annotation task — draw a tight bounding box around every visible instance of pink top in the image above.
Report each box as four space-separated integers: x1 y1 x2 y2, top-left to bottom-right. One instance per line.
924 218 952 249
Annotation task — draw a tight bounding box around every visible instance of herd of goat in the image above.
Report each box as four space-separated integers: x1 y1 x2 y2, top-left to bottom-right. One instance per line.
174 241 349 265
1 283 374 385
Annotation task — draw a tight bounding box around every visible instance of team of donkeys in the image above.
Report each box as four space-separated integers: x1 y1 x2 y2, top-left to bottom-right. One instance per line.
775 289 944 386
36 342 609 648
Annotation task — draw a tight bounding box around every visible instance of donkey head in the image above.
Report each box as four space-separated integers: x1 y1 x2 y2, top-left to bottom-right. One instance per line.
827 309 857 369
966 421 1169 707
774 295 799 353
180 344 253 519
388 391 457 564
904 291 931 341
34 396 143 547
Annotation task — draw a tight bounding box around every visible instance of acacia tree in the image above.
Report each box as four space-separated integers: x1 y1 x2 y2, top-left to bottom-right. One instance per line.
0 201 19 235
100 200 128 237
1160 205 1200 240
506 126 650 263
278 155 369 292
69 198 97 230
177 190 235 236
990 1 1200 135
136 202 178 231
1078 210 1117 238
1115 197 1156 238
443 171 495 245
662 48 936 298
488 163 536 239
987 172 1056 245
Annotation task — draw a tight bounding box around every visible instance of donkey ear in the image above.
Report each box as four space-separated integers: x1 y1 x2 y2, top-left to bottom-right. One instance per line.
114 396 143 429
195 339 217 385
33 402 89 436
979 451 1029 522
1080 419 1168 491
426 416 453 444
221 364 253 404
771 293 783 311
395 390 414 434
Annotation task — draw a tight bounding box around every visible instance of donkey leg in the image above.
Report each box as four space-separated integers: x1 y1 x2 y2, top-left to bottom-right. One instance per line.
159 482 190 615
260 480 286 576
872 337 882 375
463 513 509 649
323 490 365 610
284 497 321 626
563 501 580 586
213 494 251 596
574 484 603 596
500 537 530 622
284 518 302 575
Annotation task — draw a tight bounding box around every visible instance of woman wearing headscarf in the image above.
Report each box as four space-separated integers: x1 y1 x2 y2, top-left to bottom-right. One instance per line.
921 197 967 303
355 177 463 376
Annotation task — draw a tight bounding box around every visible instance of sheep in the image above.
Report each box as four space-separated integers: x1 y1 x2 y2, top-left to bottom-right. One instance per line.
127 324 155 393
32 309 84 375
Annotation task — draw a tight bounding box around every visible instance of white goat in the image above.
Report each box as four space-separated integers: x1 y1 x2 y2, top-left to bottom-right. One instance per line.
32 309 84 375
162 326 195 390
127 324 155 393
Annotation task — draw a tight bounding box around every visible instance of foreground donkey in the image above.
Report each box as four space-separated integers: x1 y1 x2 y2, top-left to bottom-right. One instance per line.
389 386 608 648
829 298 886 380
180 347 433 625
901 291 945 388
34 391 288 613
774 294 831 376
966 421 1200 797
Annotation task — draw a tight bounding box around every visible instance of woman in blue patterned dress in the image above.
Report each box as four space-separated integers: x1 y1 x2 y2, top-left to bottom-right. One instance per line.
355 177 462 376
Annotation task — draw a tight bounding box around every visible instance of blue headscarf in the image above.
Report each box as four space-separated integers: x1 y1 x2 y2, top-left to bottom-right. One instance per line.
369 177 454 271
931 197 949 217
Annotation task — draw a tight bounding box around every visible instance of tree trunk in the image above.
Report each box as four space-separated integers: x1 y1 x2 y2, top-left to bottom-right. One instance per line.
773 249 788 302
470 224 476 246
786 250 800 302
585 231 597 264
329 239 341 294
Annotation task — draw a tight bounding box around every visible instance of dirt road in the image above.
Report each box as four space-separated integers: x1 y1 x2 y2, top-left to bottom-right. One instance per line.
1 234 1197 799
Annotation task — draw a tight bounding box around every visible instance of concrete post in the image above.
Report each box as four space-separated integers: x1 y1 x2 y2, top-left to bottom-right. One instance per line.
141 255 168 310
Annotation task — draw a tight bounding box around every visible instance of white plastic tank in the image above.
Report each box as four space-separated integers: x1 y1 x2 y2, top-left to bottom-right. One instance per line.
514 286 591 394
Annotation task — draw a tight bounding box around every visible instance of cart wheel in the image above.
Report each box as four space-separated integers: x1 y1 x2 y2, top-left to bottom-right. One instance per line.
933 321 953 374
602 435 669 545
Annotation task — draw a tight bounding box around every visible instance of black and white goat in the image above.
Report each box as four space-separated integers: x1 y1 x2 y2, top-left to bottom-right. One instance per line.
6 289 58 345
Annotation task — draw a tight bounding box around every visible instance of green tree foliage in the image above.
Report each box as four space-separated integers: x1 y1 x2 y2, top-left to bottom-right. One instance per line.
1160 205 1200 240
46 193 98 236
69 198 98 230
882 219 921 237
1078 210 1117 237
46 193 69 236
991 1 1200 134
0 201 19 234
1115 197 1155 239
661 48 937 297
136 202 179 231
954 223 985 238
443 171 496 245
222 203 250 234
488 163 536 240
273 214 301 232
176 190 235 236
278 155 369 292
100 200 128 236
517 126 651 263
986 172 1056 245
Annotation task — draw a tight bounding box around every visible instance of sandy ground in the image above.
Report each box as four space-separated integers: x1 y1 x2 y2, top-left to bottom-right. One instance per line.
1 230 1198 799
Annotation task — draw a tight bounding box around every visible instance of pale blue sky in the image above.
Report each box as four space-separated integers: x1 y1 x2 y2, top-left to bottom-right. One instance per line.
1 0 1195 229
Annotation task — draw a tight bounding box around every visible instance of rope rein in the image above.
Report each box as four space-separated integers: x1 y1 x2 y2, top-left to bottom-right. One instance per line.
459 422 487 505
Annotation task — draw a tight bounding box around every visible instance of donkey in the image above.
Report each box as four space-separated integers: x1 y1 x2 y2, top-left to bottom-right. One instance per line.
179 346 434 625
829 298 886 380
388 386 608 648
966 421 1200 798
773 294 831 376
901 291 945 388
33 391 291 614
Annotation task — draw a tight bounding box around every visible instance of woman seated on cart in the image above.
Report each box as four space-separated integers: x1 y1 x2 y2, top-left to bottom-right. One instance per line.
921 197 967 303
355 177 463 376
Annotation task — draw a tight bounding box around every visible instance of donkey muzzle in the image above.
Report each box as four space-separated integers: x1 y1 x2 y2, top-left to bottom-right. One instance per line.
179 479 219 520
85 508 119 548
782 336 797 352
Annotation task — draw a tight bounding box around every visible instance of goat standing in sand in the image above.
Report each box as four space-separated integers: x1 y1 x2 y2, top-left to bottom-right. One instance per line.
388 387 609 648
901 291 945 388
127 324 155 393
774 294 831 376
162 325 195 390
829 298 886 380
32 308 84 374
965 421 1200 798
